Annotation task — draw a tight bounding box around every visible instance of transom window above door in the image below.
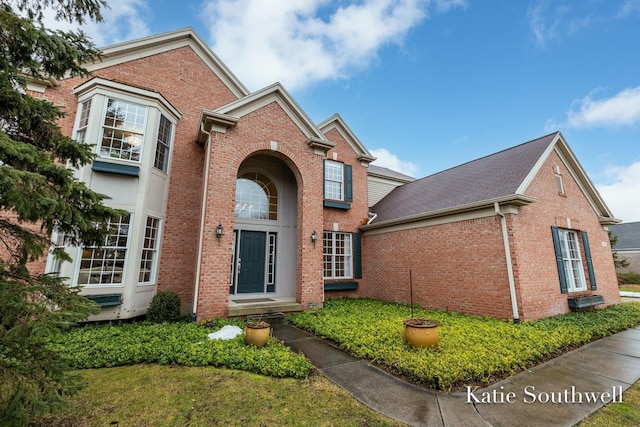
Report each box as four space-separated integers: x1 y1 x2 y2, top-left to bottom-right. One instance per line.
235 172 278 220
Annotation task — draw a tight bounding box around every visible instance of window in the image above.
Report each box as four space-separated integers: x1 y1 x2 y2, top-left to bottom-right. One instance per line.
235 172 278 220
323 232 353 279
153 115 172 172
77 215 131 285
555 166 565 194
558 229 587 292
139 216 160 284
100 98 148 162
323 160 352 209
45 228 66 276
324 160 344 200
551 227 596 293
75 99 92 144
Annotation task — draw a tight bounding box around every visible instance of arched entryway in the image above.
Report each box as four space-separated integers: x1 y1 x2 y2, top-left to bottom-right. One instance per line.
230 155 298 299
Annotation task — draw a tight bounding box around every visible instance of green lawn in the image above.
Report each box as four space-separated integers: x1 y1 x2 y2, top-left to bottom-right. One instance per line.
36 298 640 425
289 298 640 390
32 365 405 427
579 379 640 426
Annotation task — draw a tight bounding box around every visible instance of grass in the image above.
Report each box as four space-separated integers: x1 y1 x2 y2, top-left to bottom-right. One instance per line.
289 298 640 390
579 379 640 426
32 365 405 427
620 286 640 293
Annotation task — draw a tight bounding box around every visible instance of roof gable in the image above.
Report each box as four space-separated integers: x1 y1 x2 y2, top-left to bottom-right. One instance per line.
368 132 618 226
85 28 248 98
318 114 376 163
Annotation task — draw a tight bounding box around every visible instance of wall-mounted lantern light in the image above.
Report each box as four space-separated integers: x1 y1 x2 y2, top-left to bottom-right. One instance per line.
216 224 223 238
311 230 317 243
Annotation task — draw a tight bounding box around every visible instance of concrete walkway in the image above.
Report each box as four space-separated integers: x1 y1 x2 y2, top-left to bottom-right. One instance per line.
272 323 640 427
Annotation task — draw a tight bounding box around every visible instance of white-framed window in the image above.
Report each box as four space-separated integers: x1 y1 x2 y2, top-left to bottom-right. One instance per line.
234 172 278 220
324 160 344 200
323 232 353 279
153 115 172 173
45 228 66 276
138 216 161 284
99 98 148 162
76 215 131 286
75 99 92 144
558 229 587 292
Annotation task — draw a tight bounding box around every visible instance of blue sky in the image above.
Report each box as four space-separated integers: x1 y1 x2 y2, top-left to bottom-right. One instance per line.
43 0 640 222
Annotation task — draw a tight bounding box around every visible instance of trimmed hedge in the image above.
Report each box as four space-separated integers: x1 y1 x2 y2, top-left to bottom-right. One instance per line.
289 298 640 389
48 319 312 379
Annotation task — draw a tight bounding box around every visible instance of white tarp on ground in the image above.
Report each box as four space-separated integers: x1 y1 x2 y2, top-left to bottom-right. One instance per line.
207 325 243 340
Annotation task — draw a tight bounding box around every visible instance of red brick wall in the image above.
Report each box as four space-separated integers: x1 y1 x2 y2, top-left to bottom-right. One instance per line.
38 46 240 314
363 148 621 321
196 101 326 319
321 128 370 299
363 216 514 318
510 150 621 320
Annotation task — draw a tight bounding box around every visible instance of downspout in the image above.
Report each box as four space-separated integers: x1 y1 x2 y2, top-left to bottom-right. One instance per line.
494 202 520 323
192 131 213 320
367 212 377 225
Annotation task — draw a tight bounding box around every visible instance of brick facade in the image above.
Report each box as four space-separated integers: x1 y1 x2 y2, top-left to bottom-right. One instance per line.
362 149 621 321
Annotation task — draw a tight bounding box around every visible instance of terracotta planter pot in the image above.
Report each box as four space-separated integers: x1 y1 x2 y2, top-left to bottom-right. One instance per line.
403 318 439 348
245 321 271 347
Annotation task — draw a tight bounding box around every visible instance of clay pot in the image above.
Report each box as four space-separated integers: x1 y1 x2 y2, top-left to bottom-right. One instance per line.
403 318 439 348
244 321 271 347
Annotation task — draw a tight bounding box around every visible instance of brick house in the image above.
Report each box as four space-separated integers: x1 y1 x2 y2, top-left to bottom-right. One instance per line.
26 28 620 322
361 133 621 321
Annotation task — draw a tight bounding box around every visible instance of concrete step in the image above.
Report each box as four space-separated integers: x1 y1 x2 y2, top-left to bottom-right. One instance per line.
228 301 303 317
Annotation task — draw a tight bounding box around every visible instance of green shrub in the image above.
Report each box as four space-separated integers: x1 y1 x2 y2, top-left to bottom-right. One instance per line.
289 298 640 390
619 272 640 285
48 320 312 379
147 291 181 323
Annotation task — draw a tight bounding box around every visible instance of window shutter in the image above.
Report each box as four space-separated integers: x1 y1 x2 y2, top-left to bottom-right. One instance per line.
345 164 352 202
551 226 568 294
581 231 597 290
353 232 362 279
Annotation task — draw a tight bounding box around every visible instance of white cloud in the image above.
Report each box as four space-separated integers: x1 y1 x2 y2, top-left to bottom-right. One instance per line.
370 148 419 176
40 0 151 47
565 86 640 129
200 0 466 91
596 161 640 222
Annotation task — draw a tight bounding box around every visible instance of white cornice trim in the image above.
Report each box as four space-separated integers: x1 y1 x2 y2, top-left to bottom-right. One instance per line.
318 113 376 163
214 82 328 141
85 28 248 98
73 77 181 118
362 194 536 233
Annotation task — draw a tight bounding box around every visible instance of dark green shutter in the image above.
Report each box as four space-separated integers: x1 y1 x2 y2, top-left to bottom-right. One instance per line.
345 164 352 202
582 231 597 290
551 226 568 294
353 232 362 279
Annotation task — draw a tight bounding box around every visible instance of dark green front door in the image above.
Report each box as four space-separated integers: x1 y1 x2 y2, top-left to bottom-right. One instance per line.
237 231 266 293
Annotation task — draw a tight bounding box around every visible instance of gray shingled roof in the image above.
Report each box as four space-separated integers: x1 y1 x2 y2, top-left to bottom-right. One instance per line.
368 164 415 182
371 133 558 223
610 222 640 250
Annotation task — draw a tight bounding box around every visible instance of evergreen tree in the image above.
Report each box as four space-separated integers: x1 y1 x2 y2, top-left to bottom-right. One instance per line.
0 1 120 424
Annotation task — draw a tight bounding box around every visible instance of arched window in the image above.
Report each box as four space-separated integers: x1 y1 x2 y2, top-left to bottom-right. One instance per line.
235 172 278 220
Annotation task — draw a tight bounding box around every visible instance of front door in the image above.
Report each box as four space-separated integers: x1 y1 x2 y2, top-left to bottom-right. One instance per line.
237 231 266 293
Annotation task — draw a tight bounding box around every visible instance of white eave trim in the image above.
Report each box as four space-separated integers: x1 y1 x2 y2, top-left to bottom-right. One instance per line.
361 194 537 232
197 110 239 144
73 77 182 119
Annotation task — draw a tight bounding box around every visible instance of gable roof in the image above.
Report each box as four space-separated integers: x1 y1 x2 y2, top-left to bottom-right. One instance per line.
85 28 249 98
317 114 376 163
366 132 619 227
610 222 640 250
198 82 334 153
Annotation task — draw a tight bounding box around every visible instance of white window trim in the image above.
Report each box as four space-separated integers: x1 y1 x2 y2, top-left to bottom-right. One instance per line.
558 229 587 292
74 214 132 288
324 159 345 201
138 216 162 286
323 231 353 280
